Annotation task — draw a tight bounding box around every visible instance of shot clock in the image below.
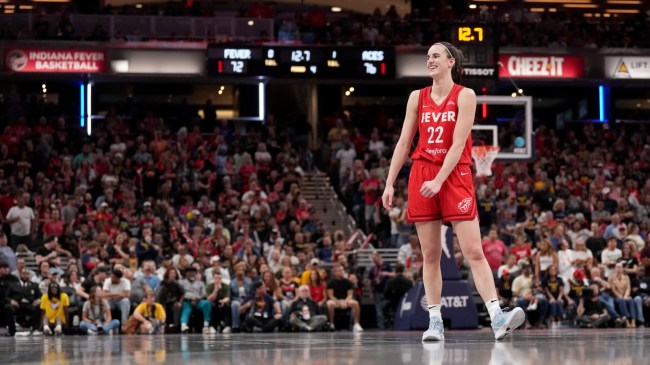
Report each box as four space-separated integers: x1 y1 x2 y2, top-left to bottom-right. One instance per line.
448 24 498 89
207 46 395 79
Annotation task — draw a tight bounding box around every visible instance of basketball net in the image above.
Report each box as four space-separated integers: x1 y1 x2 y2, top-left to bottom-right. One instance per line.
471 145 500 177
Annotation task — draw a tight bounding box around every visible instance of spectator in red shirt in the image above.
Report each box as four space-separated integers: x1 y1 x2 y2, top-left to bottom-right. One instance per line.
482 228 508 273
510 234 532 261
361 169 381 231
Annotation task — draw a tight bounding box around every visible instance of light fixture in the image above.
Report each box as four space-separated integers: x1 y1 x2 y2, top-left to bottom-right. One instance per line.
258 82 265 120
511 92 517 97
42 84 46 89
220 86 225 90
518 89 524 94
563 4 598 8
525 0 591 2
606 0 641 4
331 6 342 12
248 20 254 26
469 4 478 9
218 90 223 95
87 82 92 135
603 13 611 17
345 91 351 96
135 3 142 8
43 88 47 93
605 9 640 13
584 13 593 17
548 8 557 12
530 8 545 12
349 87 355 92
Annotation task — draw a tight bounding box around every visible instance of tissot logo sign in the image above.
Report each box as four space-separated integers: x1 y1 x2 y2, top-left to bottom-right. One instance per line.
462 66 496 78
605 56 650 79
499 55 584 78
4 48 107 73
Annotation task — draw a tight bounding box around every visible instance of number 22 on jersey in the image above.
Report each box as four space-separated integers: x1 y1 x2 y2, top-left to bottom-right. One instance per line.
427 126 444 144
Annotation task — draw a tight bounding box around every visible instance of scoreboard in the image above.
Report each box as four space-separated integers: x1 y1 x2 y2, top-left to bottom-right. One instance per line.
206 46 395 79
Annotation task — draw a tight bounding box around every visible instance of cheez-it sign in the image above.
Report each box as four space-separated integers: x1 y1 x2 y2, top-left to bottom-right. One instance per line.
4 48 107 73
499 54 584 78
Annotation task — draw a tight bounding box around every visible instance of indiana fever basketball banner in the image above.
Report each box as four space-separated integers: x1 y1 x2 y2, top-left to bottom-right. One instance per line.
4 48 107 73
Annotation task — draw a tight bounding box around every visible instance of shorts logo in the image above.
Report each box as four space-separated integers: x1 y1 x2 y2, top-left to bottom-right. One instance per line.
458 198 473 213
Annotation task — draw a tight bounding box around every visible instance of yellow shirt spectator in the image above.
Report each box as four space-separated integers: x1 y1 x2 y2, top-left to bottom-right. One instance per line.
134 302 167 321
40 293 70 324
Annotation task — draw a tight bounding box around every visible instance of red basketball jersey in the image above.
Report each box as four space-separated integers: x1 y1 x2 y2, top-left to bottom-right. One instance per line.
410 84 473 165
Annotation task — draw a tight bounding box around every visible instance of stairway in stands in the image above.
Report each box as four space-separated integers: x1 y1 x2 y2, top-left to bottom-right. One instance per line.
301 170 361 242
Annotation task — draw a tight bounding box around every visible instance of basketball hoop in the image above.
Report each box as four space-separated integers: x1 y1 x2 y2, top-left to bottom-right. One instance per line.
471 145 500 177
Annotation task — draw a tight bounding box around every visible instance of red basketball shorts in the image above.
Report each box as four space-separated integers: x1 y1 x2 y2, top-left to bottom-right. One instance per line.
406 160 478 223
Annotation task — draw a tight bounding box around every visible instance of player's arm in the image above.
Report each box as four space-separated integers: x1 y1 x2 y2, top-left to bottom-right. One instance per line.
432 88 477 185
385 90 420 189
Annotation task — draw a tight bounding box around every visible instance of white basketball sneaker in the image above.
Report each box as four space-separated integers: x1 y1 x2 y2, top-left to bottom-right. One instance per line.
422 316 444 341
491 307 525 340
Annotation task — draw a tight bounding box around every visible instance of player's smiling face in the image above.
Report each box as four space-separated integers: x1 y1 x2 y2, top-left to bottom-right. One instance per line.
427 44 454 78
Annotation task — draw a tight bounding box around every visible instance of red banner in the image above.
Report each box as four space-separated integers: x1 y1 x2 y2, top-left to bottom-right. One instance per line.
499 54 584 78
4 48 107 73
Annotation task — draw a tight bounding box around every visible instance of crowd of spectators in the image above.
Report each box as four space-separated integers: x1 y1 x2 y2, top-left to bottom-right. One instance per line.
324 106 650 329
0 94 423 337
0 2 649 48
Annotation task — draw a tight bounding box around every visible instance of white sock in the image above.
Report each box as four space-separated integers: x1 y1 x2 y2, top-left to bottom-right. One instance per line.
428 304 442 318
486 298 501 321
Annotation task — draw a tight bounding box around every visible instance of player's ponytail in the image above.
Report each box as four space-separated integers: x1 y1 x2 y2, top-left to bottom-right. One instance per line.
435 41 464 84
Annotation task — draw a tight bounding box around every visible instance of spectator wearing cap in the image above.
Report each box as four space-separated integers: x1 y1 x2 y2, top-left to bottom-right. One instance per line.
0 260 20 336
301 258 320 285
205 255 230 286
0 232 16 272
230 262 253 332
40 281 69 335
5 194 35 250
79 267 108 301
102 268 131 327
179 267 215 334
40 266 65 295
240 281 283 333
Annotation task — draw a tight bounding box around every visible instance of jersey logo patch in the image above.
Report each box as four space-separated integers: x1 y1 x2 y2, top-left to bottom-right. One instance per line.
458 198 473 213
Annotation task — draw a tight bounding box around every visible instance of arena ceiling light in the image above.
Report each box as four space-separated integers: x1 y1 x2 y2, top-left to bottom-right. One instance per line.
606 0 642 4
469 4 478 9
331 7 342 12
605 8 640 13
563 3 599 8
472 0 507 3
524 0 591 3
32 0 71 3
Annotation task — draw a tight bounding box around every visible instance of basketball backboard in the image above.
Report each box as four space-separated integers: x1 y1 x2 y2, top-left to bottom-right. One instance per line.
471 96 533 160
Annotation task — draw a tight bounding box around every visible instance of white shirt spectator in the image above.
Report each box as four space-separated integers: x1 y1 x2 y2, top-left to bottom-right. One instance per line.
557 249 574 278
103 277 131 294
397 243 414 265
6 205 35 236
601 248 622 278
172 253 194 269
368 139 386 157
335 146 356 178
497 263 521 279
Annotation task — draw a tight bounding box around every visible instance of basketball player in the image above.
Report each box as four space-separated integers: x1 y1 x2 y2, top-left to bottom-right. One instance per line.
381 42 525 341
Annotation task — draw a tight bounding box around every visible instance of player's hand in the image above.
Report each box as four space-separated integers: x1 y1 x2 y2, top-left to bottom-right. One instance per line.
382 186 395 210
420 180 442 198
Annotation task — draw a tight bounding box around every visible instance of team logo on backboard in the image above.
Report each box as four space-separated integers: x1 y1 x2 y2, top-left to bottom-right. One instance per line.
458 198 472 213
